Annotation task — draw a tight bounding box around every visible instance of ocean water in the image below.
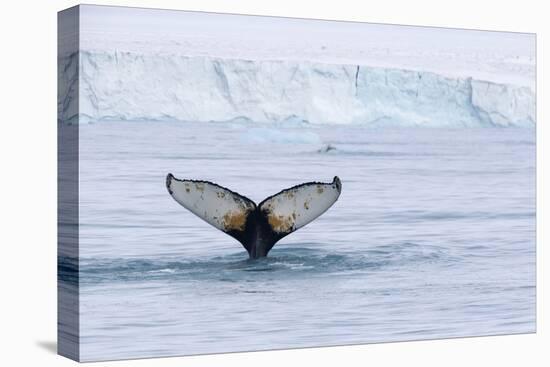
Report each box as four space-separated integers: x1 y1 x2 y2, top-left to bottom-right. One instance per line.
75 122 535 361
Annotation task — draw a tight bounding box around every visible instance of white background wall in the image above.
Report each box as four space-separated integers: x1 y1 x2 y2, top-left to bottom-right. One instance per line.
0 0 546 366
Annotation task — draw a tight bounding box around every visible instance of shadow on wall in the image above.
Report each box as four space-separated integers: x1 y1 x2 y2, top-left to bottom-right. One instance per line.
36 340 57 354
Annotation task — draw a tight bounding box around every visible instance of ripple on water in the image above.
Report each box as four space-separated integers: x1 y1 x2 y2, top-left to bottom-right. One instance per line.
73 241 456 285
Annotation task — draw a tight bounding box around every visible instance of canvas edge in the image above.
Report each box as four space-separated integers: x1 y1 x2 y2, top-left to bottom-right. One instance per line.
57 4 80 362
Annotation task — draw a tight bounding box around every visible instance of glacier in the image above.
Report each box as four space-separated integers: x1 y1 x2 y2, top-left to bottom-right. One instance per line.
58 50 535 127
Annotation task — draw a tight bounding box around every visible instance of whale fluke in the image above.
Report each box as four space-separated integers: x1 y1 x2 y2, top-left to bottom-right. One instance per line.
166 174 342 258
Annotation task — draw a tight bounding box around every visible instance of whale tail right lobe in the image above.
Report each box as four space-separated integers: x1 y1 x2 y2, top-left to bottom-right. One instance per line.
166 174 342 258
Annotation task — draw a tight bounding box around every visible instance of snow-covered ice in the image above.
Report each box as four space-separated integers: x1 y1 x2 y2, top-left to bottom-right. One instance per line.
58 5 535 127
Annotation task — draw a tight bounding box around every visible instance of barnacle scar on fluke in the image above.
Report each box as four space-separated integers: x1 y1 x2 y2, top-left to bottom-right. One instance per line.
166 174 342 259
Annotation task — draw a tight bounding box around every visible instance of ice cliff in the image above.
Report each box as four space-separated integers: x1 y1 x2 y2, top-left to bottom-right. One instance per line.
58 51 535 127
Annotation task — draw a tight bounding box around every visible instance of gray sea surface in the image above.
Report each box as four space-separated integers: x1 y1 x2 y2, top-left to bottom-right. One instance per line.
75 122 535 361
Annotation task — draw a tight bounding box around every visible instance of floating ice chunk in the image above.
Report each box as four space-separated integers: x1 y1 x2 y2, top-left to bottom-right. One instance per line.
317 144 338 153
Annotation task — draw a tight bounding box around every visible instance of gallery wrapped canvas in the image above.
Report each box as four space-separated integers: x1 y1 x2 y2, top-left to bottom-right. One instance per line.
58 5 536 362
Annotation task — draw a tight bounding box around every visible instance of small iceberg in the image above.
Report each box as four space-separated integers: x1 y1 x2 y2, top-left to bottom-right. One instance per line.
317 144 338 153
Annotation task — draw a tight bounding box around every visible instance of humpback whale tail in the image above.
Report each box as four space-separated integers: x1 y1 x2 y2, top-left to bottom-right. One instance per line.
166 174 342 259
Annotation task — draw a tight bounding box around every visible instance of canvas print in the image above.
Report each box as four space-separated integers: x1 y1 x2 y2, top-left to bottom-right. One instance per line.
57 5 536 362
